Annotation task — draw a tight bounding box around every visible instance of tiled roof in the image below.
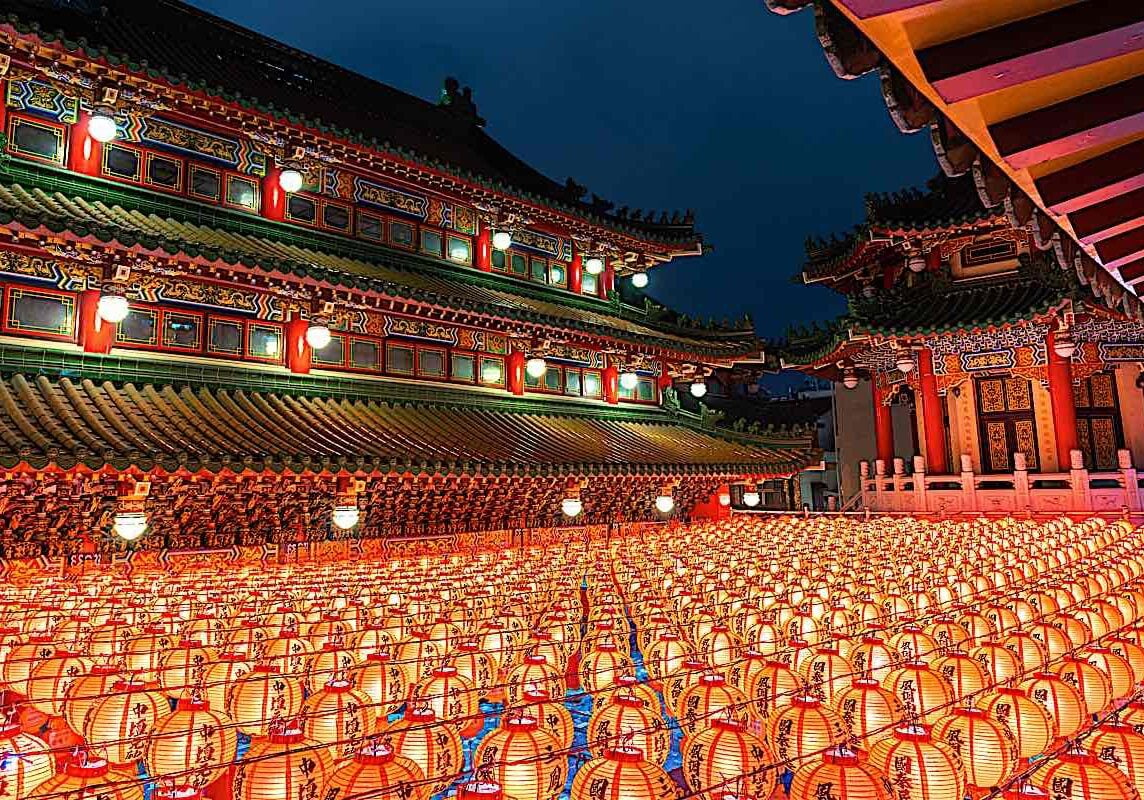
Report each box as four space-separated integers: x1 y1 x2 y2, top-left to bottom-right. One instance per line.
0 372 814 475
0 166 756 356
2 0 694 243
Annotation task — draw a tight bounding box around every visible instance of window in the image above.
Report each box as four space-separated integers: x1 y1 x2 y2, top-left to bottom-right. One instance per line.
491 250 508 272
207 319 244 355
530 258 548 283
103 144 141 180
418 348 446 378
510 253 528 277
8 117 65 165
225 176 259 211
451 353 476 382
543 367 562 392
116 307 159 346
479 356 505 387
312 335 346 366
386 343 415 375
5 288 75 338
447 236 472 265
163 312 202 350
146 154 182 190
286 195 318 224
190 166 222 202
549 262 567 288
565 370 582 396
350 339 381 371
322 203 350 232
247 324 283 362
583 371 602 398
390 221 415 249
581 272 598 296
357 212 384 242
420 230 443 257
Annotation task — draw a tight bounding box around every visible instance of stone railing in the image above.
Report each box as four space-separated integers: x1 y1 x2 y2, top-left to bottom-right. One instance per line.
859 450 1142 514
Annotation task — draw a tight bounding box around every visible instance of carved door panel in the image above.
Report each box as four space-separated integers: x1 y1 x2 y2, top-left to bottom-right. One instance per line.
976 376 1038 474
1074 372 1123 471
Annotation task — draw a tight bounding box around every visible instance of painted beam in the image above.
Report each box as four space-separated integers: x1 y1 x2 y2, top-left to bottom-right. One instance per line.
1036 137 1144 214
991 75 1144 169
1095 225 1144 269
837 0 944 19
917 1 1144 103
1069 185 1144 244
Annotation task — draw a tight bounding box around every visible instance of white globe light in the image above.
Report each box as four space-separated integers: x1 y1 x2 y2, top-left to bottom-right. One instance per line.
584 257 604 275
561 498 583 518
895 353 916 374
690 381 708 398
97 293 129 324
525 357 547 379
88 112 118 143
717 492 731 507
1053 333 1077 359
492 231 513 251
332 505 360 530
654 495 675 514
305 323 331 350
112 512 148 542
842 370 859 390
278 168 304 193
630 272 649 289
619 371 639 391
743 491 761 508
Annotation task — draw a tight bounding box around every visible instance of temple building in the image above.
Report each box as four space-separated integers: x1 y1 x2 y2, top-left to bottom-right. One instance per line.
0 0 816 559
781 174 1144 514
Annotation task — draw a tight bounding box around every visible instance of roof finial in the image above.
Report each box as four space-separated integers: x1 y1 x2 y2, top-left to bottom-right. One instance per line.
439 77 485 127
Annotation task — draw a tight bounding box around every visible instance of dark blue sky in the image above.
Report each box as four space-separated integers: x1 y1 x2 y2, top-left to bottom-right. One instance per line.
190 0 933 338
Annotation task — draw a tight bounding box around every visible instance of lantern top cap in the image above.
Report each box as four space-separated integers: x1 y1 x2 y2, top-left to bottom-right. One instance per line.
606 746 646 762
65 757 110 777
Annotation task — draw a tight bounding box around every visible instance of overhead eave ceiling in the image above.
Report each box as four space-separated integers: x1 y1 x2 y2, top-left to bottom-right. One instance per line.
774 0 1144 300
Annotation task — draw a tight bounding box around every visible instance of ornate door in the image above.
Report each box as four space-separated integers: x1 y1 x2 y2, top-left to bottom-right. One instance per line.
1074 372 1124 471
975 376 1039 474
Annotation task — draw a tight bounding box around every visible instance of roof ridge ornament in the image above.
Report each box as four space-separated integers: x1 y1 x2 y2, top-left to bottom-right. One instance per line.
439 77 485 128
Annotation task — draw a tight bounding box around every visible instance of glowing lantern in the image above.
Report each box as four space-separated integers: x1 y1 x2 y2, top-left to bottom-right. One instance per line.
349 651 409 723
850 635 896 683
599 675 661 715
449 641 497 697
569 747 682 800
1003 631 1048 674
889 625 939 663
675 673 752 736
307 640 356 693
203 652 251 715
159 639 219 699
925 617 971 653
1020 672 1087 738
931 651 989 701
378 706 463 795
699 624 743 671
1029 620 1074 663
867 725 966 800
1030 749 1137 800
233 727 334 800
1084 647 1134 704
55 614 94 651
588 693 670 764
1053 655 1114 716
931 706 1018 790
768 695 849 765
300 678 373 761
969 640 1022 685
506 654 565 707
831 677 907 743
29 756 143 800
262 630 315 681
393 631 441 683
228 664 305 736
146 696 238 789
1089 721 1144 797
413 665 481 737
645 632 692 685
83 678 166 765
978 685 1057 761
0 723 54 797
324 742 429 800
682 716 776 800
1108 638 1144 686
579 641 635 694
26 650 92 716
62 663 124 734
789 747 892 800
746 659 805 720
884 661 955 726
474 714 567 800
515 687 574 749
800 647 855 703
90 616 133 657
1 636 55 696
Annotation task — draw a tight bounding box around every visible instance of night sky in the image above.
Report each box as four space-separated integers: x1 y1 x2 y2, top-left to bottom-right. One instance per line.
189 0 934 339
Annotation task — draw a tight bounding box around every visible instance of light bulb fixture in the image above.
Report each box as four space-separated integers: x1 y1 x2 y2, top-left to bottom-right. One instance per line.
306 319 332 350
742 490 761 508
97 290 130 324
88 108 118 143
895 352 916 374
654 495 675 515
332 505 360 530
906 253 927 273
525 357 547 379
561 497 583 518
584 256 604 276
717 491 731 507
842 368 859 390
1053 330 1077 359
492 231 513 251
619 371 639 391
112 511 148 542
630 272 649 289
278 168 304 193
689 381 708 398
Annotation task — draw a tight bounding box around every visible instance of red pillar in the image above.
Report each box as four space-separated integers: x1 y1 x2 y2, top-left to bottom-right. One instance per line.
66 112 101 176
917 349 948 474
507 350 525 396
285 317 311 375
602 263 615 298
261 167 286 221
603 365 619 405
476 228 492 272
568 251 582 294
872 379 894 465
1047 331 1079 469
77 289 115 353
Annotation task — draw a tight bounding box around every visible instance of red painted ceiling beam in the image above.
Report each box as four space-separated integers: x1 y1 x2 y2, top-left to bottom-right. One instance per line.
837 0 944 19
1035 137 1144 214
1069 185 1144 244
1095 224 1144 269
1117 256 1144 284
917 1 1144 104
991 74 1144 169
